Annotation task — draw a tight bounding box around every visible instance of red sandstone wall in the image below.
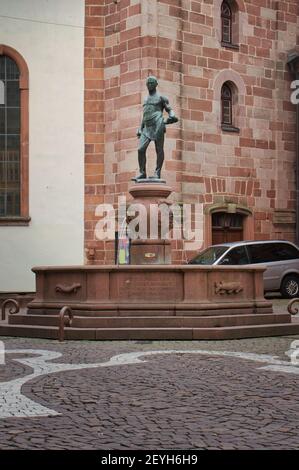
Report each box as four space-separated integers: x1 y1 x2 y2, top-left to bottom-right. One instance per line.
156 0 299 258
103 0 144 263
85 0 299 265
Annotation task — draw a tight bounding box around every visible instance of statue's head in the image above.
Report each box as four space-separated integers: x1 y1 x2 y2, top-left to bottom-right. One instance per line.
146 76 158 92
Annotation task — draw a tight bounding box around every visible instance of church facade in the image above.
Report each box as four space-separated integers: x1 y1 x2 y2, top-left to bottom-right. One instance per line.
0 0 298 291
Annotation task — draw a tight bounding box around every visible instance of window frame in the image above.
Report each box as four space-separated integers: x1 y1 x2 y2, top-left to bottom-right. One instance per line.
220 81 240 133
221 1 232 45
0 45 30 226
221 83 233 126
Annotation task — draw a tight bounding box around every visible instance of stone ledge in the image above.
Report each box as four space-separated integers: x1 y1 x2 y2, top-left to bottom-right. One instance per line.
0 216 31 226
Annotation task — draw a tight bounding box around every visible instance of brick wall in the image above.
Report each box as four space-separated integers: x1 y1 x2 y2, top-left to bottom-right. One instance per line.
85 0 299 265
103 0 143 263
156 0 299 257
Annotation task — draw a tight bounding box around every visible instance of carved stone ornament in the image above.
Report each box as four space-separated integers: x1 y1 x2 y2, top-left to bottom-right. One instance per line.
1 299 20 321
55 283 81 294
287 298 299 315
215 281 243 295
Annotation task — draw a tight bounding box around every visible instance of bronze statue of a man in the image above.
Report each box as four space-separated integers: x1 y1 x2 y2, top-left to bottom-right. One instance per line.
134 76 178 181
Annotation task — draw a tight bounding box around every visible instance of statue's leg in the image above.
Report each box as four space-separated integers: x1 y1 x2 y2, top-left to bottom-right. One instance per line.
154 134 165 178
138 134 150 177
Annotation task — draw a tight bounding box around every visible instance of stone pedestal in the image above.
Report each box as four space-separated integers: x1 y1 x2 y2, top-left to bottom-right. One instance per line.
128 181 173 265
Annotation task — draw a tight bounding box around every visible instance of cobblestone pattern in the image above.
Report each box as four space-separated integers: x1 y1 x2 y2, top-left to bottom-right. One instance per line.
0 336 298 450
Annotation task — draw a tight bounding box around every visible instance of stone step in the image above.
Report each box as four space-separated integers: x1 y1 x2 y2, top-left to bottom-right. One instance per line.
27 304 273 317
191 322 299 340
8 313 291 329
0 324 59 339
1 321 299 340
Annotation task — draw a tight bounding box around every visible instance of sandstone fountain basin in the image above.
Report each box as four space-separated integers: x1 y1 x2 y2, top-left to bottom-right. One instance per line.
2 263 299 340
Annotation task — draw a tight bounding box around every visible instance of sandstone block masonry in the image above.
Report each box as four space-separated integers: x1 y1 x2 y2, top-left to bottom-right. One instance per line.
84 0 299 264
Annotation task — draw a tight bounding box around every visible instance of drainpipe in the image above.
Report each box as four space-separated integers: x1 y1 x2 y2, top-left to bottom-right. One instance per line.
287 51 299 245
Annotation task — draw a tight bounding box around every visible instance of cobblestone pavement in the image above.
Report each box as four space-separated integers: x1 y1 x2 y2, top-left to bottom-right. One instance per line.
265 295 294 314
0 330 299 450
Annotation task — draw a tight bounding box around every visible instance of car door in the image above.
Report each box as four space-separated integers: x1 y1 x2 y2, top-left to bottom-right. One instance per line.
270 242 299 287
246 243 276 291
246 243 291 291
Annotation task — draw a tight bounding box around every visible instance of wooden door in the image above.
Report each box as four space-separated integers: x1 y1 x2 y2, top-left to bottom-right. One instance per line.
212 212 244 245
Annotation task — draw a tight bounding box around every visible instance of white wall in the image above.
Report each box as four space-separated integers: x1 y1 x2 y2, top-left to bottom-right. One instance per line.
0 0 85 291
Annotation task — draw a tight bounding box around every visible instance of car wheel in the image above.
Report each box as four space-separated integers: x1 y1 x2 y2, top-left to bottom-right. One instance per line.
280 275 299 298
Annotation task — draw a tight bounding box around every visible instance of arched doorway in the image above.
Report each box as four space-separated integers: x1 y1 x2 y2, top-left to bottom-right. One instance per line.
204 203 254 248
212 211 244 244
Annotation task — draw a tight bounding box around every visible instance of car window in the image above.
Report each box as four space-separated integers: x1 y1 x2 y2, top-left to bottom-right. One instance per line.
270 243 299 260
189 246 228 265
247 244 276 263
247 243 299 263
218 246 249 265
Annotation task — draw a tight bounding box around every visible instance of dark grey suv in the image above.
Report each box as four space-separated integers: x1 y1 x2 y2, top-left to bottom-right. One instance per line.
188 240 299 298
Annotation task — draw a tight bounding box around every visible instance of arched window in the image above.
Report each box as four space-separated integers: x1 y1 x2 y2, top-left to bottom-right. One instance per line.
0 45 29 225
221 83 232 125
221 1 232 44
0 55 21 217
